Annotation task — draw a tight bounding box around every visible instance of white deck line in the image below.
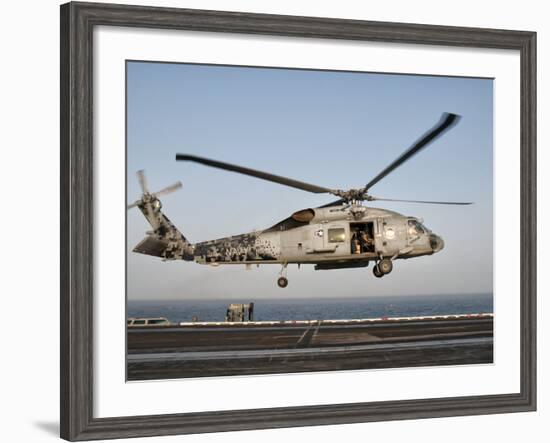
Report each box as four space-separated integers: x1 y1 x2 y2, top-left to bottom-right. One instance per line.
176 313 494 327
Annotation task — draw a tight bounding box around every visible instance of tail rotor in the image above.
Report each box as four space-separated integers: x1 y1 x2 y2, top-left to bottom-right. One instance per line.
127 170 183 231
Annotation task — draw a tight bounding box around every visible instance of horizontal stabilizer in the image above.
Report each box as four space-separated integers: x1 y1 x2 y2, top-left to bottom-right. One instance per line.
133 236 169 258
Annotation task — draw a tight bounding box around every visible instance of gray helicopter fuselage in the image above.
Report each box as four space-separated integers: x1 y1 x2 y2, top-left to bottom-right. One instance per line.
191 205 444 268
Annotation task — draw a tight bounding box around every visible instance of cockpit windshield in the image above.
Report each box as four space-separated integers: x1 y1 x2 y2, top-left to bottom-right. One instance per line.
408 219 426 235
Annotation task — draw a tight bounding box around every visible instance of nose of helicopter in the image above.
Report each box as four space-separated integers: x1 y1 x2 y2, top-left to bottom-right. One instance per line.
430 234 445 253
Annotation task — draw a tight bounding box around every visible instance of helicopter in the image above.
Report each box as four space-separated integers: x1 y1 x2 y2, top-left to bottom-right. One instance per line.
128 112 472 288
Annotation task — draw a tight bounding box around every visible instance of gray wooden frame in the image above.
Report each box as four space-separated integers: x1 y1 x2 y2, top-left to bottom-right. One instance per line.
60 1 536 440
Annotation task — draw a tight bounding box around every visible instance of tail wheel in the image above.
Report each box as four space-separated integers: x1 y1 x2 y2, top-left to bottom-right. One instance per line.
277 277 289 288
378 258 393 275
373 265 384 278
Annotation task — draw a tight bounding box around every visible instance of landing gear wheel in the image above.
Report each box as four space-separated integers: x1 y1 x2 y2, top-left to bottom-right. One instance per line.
378 258 393 275
373 265 384 278
277 276 289 288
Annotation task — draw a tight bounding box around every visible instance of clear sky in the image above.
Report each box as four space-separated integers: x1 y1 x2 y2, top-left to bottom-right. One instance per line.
126 61 493 300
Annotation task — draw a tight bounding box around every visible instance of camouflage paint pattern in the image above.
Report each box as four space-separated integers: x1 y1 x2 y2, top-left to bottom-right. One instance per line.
193 231 280 264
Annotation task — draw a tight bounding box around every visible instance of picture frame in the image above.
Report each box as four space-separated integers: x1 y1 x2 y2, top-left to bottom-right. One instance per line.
60 1 536 440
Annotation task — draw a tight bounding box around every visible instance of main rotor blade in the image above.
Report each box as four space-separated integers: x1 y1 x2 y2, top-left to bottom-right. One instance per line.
364 112 461 191
127 200 140 209
154 181 183 198
176 154 333 194
319 198 346 208
369 196 472 205
136 170 149 194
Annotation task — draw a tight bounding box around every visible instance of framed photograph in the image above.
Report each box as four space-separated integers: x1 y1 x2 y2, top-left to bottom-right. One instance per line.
60 1 536 440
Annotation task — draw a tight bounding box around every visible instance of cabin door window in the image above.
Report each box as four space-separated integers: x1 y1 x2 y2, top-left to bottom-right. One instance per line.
327 228 346 243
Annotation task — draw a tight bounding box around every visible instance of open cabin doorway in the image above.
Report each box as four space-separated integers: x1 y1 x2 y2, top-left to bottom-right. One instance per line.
350 222 375 255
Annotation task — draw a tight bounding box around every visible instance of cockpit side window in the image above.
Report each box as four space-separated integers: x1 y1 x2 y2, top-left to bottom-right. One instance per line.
408 219 425 235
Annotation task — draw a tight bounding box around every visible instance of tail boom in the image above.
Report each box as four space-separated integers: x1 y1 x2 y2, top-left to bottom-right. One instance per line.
134 198 194 261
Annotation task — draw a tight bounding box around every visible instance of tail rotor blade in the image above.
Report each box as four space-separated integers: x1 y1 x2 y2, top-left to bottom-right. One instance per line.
136 170 149 194
154 181 183 198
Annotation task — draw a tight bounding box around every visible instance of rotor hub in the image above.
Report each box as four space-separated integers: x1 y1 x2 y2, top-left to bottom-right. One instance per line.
333 188 372 203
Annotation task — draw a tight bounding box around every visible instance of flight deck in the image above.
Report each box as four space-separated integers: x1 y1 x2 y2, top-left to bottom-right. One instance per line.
127 313 493 380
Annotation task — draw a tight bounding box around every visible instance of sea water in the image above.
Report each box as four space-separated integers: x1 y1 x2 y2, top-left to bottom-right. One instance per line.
127 293 492 323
